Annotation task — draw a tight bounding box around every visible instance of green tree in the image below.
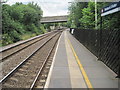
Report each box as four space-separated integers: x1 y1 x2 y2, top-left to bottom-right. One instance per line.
2 2 45 46
80 2 95 29
68 1 115 30
68 2 87 28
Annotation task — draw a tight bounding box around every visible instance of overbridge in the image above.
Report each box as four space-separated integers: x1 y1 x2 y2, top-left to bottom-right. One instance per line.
40 15 68 23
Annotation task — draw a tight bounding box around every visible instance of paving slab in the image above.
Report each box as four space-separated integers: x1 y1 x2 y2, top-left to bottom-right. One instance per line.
45 30 118 89
46 32 71 88
67 30 118 88
45 31 87 88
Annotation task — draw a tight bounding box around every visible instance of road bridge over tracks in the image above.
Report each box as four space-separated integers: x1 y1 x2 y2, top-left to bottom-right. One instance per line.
40 15 68 23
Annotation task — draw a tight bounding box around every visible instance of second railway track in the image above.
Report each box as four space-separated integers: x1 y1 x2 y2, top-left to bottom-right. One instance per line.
1 31 62 89
0 31 57 61
1 31 58 78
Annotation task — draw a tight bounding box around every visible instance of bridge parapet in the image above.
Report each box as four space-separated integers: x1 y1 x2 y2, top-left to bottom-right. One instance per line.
41 15 68 23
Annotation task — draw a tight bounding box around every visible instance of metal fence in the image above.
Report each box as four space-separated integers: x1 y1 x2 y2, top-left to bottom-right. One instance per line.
72 28 120 77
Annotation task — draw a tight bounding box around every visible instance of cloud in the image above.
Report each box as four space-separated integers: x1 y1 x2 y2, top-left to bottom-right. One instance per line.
6 0 73 16
6 0 32 5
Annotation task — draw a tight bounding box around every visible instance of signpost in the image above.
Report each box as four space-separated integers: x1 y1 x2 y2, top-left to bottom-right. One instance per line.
101 1 120 16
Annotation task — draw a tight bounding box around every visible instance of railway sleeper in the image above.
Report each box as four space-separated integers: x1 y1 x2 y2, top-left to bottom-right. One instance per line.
35 82 44 88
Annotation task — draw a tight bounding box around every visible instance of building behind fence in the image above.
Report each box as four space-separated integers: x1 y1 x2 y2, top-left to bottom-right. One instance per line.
71 28 120 77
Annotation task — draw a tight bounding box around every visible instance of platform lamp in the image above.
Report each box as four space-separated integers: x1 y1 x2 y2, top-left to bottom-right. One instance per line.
90 0 97 29
95 0 97 30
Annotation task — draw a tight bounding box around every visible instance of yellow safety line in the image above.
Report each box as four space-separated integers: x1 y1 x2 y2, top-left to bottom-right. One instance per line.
67 39 93 90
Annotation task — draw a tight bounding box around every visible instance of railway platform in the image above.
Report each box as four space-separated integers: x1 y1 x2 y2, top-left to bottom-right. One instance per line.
45 30 118 88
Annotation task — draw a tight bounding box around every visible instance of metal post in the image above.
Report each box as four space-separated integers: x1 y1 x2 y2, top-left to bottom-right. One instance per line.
118 12 120 90
117 28 120 90
117 50 120 77
118 60 120 78
116 15 120 78
117 30 120 78
98 16 102 61
95 0 97 30
116 13 120 78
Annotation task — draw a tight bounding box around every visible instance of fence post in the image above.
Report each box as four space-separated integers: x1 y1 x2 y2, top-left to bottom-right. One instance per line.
117 49 120 78
117 29 120 78
98 16 102 60
118 14 120 78
118 63 120 78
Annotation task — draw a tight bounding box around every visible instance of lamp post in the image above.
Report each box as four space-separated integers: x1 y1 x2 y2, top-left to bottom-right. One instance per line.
95 0 97 29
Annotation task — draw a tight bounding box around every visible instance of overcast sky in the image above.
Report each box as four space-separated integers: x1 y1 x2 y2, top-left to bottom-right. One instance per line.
5 0 73 17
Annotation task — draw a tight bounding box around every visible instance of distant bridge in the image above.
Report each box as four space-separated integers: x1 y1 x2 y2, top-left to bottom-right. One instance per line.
40 15 68 23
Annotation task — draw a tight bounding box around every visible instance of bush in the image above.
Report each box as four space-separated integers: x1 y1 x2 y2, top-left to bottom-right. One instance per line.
2 34 13 46
2 2 45 46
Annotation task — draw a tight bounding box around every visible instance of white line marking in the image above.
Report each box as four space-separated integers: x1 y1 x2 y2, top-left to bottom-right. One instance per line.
44 31 63 88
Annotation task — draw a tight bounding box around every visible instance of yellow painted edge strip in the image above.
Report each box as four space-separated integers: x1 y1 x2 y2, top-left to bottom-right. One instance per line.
67 39 93 90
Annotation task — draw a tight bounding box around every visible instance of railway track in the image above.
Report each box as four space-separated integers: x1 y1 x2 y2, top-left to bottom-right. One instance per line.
30 35 58 89
0 31 57 62
1 31 61 89
1 31 58 78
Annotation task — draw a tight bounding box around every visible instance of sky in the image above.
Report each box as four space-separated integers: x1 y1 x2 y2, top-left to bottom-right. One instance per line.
5 0 73 17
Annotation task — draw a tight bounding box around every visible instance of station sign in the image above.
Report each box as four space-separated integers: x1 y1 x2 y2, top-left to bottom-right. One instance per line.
101 1 120 16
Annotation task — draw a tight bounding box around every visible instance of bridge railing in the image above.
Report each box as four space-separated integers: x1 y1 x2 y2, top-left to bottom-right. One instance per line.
71 28 120 77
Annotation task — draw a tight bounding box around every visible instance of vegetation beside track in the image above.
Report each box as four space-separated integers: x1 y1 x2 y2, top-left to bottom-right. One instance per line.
1 2 46 46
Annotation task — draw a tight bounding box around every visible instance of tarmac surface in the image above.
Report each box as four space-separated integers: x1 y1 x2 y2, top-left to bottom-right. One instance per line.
45 30 118 88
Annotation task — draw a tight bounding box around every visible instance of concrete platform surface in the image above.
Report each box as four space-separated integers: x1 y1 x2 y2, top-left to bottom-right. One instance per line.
45 30 118 88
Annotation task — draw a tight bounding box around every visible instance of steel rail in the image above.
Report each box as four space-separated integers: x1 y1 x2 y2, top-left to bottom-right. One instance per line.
1 34 50 61
0 32 60 84
0 31 57 53
30 33 61 90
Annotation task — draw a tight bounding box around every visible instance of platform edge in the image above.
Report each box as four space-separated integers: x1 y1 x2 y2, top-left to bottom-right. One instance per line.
44 32 63 88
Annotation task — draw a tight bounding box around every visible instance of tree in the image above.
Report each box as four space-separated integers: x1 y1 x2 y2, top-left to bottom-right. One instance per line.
80 2 95 29
68 2 88 28
2 2 45 46
68 1 117 30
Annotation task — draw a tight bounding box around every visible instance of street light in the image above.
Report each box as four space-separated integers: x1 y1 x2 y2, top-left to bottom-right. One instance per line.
95 0 97 29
